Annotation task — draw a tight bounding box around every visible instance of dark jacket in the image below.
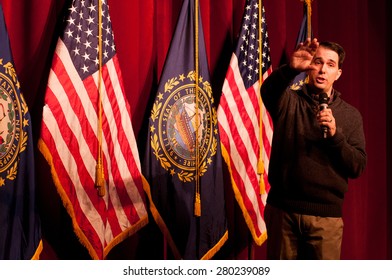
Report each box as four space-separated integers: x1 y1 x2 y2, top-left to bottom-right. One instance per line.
260 65 367 217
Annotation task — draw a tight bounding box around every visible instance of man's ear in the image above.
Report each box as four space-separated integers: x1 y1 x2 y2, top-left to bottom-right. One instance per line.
335 69 342 81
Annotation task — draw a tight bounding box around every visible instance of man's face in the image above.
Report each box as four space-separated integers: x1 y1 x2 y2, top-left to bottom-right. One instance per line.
307 46 342 95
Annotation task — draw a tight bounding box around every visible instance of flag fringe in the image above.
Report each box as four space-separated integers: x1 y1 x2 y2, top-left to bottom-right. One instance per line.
200 230 229 260
38 138 100 259
220 143 268 246
141 176 182 259
142 176 228 259
38 139 148 259
31 240 43 260
103 215 148 258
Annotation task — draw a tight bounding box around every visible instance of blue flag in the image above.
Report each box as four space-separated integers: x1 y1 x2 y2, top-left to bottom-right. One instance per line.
143 0 228 259
290 1 313 90
0 4 42 259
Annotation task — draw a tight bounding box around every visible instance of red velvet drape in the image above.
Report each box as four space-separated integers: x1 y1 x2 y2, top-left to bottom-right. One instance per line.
0 0 390 259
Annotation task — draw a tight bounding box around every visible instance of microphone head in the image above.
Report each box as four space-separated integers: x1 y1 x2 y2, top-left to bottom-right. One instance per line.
318 92 329 105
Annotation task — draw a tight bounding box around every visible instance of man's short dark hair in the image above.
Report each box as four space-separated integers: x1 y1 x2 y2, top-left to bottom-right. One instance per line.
319 41 346 68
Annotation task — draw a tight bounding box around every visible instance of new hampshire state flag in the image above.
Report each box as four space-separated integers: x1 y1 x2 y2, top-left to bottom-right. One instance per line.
0 4 42 259
143 0 228 259
290 0 313 90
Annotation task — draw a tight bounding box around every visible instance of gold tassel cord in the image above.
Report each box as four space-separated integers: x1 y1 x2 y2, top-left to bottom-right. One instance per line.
95 0 105 197
257 0 266 196
194 0 201 217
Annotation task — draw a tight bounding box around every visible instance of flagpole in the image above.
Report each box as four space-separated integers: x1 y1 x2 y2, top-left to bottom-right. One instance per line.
95 0 105 197
304 0 313 38
251 0 266 261
257 2 266 199
194 0 201 217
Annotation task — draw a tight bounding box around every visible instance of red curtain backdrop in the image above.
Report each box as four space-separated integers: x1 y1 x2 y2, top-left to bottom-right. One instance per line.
0 0 390 259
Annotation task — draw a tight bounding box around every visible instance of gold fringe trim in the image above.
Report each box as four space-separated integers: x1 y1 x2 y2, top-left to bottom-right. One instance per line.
38 139 100 259
38 139 148 259
141 175 182 259
31 240 43 260
142 175 227 259
200 230 229 260
103 215 148 258
220 143 268 246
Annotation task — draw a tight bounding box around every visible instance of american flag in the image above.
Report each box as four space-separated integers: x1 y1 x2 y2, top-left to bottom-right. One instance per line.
38 0 148 259
217 0 272 245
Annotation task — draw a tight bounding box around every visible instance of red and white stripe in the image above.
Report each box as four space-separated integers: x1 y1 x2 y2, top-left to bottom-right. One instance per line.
39 40 148 259
217 54 272 245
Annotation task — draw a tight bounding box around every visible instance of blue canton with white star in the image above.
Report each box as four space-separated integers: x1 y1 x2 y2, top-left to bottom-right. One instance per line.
236 2 271 89
62 0 116 80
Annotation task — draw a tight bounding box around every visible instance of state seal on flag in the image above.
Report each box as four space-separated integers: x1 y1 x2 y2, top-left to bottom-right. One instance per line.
150 71 218 182
0 62 27 185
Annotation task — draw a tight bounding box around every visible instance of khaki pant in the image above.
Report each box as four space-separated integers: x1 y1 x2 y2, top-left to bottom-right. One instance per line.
264 204 344 260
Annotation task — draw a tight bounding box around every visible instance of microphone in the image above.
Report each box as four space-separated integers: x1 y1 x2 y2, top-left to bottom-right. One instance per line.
318 93 329 138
